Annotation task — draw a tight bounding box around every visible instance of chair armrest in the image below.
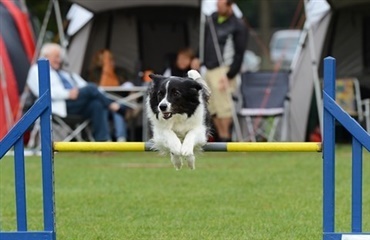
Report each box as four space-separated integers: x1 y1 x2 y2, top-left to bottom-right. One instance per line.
361 98 370 133
362 98 370 115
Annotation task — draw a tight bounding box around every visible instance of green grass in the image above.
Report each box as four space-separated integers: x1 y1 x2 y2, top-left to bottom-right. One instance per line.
1 145 370 239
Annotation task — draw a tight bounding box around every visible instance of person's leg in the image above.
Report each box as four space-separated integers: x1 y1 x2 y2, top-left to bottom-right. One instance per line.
213 117 232 141
205 67 234 141
78 83 113 108
205 69 219 139
78 83 127 116
112 113 127 141
67 99 110 141
215 79 236 141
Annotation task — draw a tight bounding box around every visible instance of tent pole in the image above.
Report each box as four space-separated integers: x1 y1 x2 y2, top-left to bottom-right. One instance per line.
303 0 323 136
199 1 205 63
32 0 53 63
32 0 67 63
53 0 67 49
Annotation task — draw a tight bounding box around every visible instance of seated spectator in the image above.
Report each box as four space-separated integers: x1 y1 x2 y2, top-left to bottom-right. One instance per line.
26 43 127 141
163 47 200 77
89 49 121 86
89 49 129 142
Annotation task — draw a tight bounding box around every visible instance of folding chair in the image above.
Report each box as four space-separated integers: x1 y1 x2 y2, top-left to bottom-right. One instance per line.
237 71 290 142
335 78 370 133
27 115 93 149
24 86 94 149
52 115 93 142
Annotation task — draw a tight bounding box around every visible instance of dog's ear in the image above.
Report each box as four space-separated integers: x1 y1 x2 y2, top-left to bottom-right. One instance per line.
187 70 201 81
187 70 211 97
189 79 202 92
149 74 166 84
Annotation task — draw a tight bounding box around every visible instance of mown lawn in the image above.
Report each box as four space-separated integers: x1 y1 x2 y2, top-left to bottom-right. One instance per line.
1 145 369 240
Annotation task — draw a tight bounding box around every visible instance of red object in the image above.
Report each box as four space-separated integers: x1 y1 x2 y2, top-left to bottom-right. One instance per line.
309 126 322 142
1 0 35 61
0 0 35 140
0 36 20 140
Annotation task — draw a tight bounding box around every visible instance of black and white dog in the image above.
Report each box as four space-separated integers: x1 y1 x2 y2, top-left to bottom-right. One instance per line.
146 70 211 170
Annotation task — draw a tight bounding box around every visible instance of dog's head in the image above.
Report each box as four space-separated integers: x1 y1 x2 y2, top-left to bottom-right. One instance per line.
148 73 204 120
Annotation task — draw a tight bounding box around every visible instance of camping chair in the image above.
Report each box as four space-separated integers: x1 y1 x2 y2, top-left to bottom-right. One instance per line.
52 115 93 142
237 71 290 142
335 78 370 133
23 87 94 149
27 115 93 149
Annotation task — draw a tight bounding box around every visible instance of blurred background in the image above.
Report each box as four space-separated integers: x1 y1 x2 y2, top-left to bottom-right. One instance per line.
2 0 370 143
25 0 302 72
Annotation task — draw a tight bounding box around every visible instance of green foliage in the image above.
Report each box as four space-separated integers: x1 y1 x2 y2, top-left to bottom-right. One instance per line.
236 0 302 28
1 146 369 239
26 0 72 42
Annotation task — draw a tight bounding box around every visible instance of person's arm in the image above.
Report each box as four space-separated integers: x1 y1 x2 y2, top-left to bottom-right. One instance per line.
26 65 40 97
51 71 72 100
27 65 71 100
69 72 87 88
226 19 248 80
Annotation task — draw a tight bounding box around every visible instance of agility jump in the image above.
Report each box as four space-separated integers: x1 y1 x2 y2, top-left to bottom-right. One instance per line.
53 141 322 152
0 57 369 240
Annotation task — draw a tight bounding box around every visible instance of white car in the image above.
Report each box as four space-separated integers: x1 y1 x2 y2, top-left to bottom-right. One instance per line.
270 29 302 70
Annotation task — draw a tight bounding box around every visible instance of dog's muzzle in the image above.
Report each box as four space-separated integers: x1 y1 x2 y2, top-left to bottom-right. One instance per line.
162 112 172 119
159 103 173 120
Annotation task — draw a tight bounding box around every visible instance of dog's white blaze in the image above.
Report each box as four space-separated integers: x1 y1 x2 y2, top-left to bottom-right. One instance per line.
158 80 171 112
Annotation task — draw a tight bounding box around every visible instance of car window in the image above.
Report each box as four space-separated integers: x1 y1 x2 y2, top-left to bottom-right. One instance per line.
274 37 300 50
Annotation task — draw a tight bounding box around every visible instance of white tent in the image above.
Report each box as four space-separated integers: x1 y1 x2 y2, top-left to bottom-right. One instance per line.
288 0 370 141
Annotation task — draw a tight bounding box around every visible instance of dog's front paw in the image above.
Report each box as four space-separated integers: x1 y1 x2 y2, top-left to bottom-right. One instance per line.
184 155 195 170
171 153 182 170
181 141 194 156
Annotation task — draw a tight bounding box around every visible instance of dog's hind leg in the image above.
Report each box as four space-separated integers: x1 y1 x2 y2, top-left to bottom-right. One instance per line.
184 155 195 170
171 153 183 170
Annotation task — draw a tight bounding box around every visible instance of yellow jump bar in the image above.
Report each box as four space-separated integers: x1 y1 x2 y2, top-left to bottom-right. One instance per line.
53 142 322 152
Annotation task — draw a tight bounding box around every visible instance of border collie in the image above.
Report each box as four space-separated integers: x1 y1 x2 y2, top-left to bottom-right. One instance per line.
146 70 211 170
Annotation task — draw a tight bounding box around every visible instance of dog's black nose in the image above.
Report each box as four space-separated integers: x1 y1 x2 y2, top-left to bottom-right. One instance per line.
159 103 167 111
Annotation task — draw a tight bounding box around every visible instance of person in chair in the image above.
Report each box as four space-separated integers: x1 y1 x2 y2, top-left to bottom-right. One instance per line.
27 43 127 141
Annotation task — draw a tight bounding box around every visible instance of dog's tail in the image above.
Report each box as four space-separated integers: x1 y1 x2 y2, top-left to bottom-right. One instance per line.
187 70 211 98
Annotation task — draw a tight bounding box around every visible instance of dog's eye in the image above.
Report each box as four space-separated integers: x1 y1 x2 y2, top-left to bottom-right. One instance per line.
157 91 164 98
173 90 181 97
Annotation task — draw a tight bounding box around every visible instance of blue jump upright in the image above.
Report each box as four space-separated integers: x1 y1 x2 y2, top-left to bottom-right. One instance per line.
0 59 56 240
323 57 370 239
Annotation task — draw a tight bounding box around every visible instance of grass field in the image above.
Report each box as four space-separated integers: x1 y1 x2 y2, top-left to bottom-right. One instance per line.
1 145 370 240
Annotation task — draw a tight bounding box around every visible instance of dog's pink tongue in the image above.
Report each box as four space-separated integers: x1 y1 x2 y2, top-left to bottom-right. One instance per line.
163 112 172 119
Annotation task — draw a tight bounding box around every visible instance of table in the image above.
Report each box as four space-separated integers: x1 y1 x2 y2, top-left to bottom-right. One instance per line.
101 86 149 141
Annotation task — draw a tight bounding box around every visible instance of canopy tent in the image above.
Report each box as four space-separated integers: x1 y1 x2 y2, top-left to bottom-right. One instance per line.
65 0 200 82
289 0 370 141
0 0 35 139
67 0 198 13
